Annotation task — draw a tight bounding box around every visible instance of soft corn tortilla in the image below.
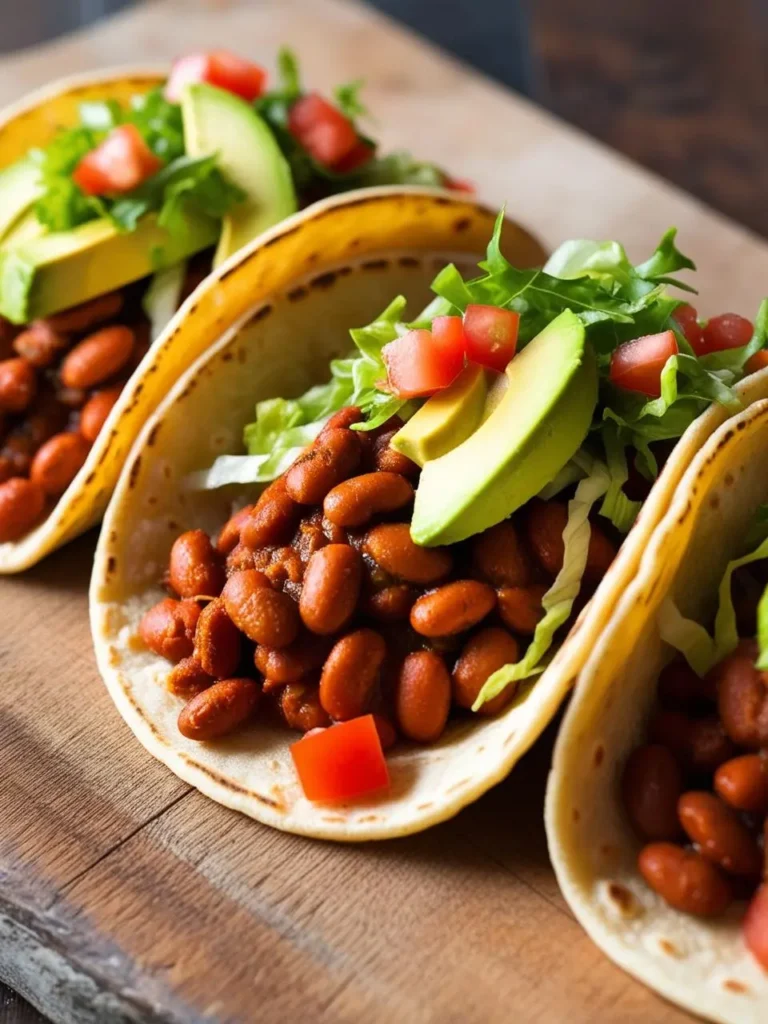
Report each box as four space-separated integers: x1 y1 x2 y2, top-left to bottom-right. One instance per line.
0 68 521 572
546 395 768 1023
91 196 768 842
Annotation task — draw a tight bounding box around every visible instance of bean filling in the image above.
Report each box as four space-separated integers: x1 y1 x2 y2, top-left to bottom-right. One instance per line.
140 407 616 752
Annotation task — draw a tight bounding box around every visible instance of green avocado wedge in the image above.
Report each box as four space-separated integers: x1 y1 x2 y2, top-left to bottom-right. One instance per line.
410 310 598 546
181 83 297 268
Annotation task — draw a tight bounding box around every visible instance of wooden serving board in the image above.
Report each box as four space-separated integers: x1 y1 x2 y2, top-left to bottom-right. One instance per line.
3 2 768 1021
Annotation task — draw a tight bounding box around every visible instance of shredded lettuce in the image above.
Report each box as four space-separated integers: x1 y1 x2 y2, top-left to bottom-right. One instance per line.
472 455 610 708
757 585 768 670
659 507 768 674
142 262 187 342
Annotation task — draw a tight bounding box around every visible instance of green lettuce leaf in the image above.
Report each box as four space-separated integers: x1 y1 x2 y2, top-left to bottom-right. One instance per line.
473 455 610 708
757 584 768 670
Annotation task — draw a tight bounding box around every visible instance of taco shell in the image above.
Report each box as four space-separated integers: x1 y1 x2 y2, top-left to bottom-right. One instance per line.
90 192 768 841
546 395 768 1022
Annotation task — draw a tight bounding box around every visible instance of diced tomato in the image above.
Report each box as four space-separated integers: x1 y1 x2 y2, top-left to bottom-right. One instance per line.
165 51 267 103
383 328 463 399
672 303 703 350
609 330 679 398
73 124 163 196
462 304 520 372
697 313 754 356
744 884 768 970
288 92 358 168
443 174 476 194
290 714 389 803
333 139 375 174
746 350 768 374
430 315 466 378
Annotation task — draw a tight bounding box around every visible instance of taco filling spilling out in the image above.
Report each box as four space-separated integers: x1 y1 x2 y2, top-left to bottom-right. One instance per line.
137 213 768 805
0 48 456 545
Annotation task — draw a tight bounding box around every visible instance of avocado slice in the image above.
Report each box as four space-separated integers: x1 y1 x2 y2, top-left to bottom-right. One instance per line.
410 310 598 546
181 83 297 268
0 157 42 243
0 211 218 324
391 363 488 467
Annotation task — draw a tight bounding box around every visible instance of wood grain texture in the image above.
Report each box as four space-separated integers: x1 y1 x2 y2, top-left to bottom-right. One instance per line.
1 0 767 1021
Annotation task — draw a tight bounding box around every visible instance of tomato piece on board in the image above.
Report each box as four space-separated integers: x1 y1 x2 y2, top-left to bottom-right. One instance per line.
442 174 476 194
697 313 754 356
744 884 768 969
165 50 267 102
746 350 768 374
609 330 679 398
73 124 163 196
462 304 520 372
383 328 463 399
333 139 375 174
290 714 389 802
672 303 703 350
288 92 359 168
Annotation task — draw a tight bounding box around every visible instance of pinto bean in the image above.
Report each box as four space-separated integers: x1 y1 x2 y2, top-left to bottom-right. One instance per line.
79 386 122 442
650 710 736 774
323 472 414 528
30 432 90 497
364 583 416 622
285 427 361 504
678 791 762 876
178 677 260 740
714 640 768 748
280 681 331 732
364 523 452 584
60 325 134 389
13 321 68 368
526 500 616 583
497 584 547 635
139 598 201 662
638 842 732 917
45 291 123 333
452 627 519 715
254 633 330 683
471 521 531 587
299 544 362 635
0 358 36 412
222 569 299 647
0 477 46 542
621 745 683 841
373 429 419 478
194 599 242 678
169 530 225 598
714 755 768 814
216 503 257 556
410 580 496 637
225 542 256 575
319 628 387 720
166 656 214 698
241 487 300 548
395 650 451 743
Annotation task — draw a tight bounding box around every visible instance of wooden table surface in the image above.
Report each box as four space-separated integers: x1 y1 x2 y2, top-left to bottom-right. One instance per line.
3 1 768 1022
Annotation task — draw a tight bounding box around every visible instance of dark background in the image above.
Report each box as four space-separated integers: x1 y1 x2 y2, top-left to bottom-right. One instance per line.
1 0 766 1019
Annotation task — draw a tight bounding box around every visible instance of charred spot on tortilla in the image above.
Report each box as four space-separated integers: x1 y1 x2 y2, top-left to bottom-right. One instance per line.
593 745 604 767
181 758 284 808
572 808 580 822
737 418 747 430
723 980 748 994
398 256 420 268
361 259 389 272
709 494 720 509
725 472 735 487
146 423 161 448
606 882 640 918
287 285 308 302
106 556 116 576
453 217 471 233
128 456 142 490
309 270 338 289
657 939 681 958
249 304 273 325
221 352 234 363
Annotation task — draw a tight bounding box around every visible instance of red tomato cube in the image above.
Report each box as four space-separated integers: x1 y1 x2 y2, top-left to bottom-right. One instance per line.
609 330 678 398
463 304 520 372
291 715 389 803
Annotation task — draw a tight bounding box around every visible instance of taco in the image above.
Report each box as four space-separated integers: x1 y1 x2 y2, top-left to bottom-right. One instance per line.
91 212 768 841
0 48 465 571
546 397 768 1022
